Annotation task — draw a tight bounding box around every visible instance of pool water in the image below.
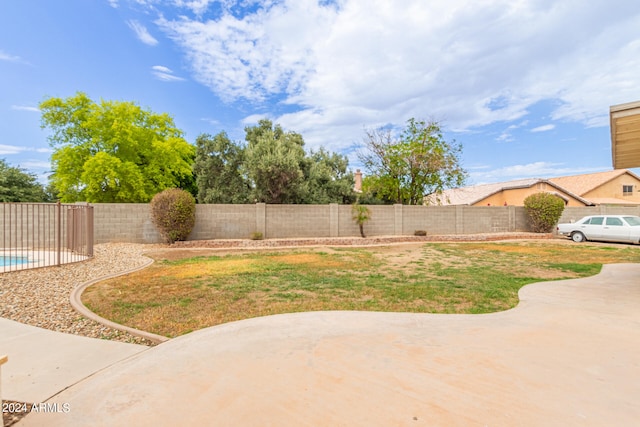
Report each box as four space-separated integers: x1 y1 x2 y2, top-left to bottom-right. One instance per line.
0 256 29 266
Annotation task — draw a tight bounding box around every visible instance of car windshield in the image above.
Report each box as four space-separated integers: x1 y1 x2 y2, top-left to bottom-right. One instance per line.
623 216 640 226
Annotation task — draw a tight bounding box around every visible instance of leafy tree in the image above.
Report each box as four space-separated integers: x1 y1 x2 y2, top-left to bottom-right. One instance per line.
244 119 307 204
0 159 50 202
193 119 356 204
40 92 195 202
524 192 565 233
359 118 467 205
301 148 356 204
193 132 251 203
358 175 396 205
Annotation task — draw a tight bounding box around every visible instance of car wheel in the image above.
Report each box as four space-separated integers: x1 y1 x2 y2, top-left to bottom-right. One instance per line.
571 232 586 243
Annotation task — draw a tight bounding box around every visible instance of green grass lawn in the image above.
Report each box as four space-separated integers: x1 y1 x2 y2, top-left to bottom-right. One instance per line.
82 241 640 338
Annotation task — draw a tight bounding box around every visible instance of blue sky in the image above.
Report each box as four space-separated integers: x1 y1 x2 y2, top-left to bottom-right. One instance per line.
1 0 639 186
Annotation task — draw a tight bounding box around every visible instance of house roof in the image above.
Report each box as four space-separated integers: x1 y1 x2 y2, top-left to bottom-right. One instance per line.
586 197 640 205
547 169 637 196
427 178 590 206
429 169 640 206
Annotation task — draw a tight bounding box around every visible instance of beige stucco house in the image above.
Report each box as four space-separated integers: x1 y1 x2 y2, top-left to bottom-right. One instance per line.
428 169 640 207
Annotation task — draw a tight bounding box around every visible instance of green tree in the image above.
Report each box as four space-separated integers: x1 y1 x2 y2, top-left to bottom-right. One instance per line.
244 119 306 204
193 132 250 204
359 118 467 205
0 159 50 202
40 92 195 202
301 148 356 204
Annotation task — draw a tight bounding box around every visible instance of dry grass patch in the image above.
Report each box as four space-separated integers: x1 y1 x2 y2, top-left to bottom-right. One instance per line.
82 241 640 338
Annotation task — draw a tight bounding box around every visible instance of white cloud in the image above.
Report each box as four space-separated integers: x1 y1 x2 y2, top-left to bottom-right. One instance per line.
107 0 119 8
171 0 215 15
152 65 172 73
154 0 640 152
127 20 159 46
20 160 51 170
0 50 22 62
151 65 185 81
156 0 338 102
11 105 40 112
0 144 26 155
531 124 555 133
469 161 608 184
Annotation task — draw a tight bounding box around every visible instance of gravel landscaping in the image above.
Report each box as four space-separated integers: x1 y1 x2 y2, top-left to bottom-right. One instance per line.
0 243 157 346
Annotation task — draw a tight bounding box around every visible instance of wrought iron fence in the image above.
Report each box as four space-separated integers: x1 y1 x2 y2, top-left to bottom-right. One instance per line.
0 202 94 273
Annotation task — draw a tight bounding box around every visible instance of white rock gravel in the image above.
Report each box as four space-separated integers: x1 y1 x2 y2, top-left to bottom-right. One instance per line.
0 243 158 346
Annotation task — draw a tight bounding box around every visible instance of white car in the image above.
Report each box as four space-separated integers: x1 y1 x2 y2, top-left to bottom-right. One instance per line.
557 215 640 244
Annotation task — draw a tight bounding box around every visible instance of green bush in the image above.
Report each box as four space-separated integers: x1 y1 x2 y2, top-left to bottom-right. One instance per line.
523 192 565 233
150 188 196 243
250 231 264 240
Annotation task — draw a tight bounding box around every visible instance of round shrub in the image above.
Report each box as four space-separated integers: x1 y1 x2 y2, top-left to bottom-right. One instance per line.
150 188 196 243
523 192 565 233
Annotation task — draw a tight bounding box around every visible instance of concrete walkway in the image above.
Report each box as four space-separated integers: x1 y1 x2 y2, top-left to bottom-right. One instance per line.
16 264 640 426
0 318 148 403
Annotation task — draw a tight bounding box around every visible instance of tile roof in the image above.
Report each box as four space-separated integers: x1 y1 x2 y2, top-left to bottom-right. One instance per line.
584 197 640 205
427 178 543 205
548 169 631 196
427 169 640 206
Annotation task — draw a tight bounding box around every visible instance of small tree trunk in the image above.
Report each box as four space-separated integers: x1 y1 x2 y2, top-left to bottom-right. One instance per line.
359 224 366 238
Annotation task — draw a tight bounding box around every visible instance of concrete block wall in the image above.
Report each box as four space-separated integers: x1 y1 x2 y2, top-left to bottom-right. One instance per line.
191 204 256 240
460 206 510 234
93 204 162 244
338 205 397 237
337 205 361 237
266 204 331 238
560 206 640 223
88 203 640 244
402 206 456 235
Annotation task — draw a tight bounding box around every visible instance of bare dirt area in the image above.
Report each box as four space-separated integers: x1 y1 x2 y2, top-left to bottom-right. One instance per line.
148 233 556 261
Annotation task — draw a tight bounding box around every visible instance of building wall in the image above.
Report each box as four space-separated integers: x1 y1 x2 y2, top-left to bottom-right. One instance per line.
475 185 586 207
11 203 637 245
582 173 640 203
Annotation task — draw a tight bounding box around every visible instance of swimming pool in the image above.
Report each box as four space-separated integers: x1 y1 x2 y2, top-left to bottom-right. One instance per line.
0 255 29 267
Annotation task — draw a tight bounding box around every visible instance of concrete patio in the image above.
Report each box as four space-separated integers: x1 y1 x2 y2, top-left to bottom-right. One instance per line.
10 263 640 426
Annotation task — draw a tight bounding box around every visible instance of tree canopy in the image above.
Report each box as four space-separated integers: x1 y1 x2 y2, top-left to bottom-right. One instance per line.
194 132 250 204
40 92 195 203
0 159 50 202
358 118 467 205
194 119 355 204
